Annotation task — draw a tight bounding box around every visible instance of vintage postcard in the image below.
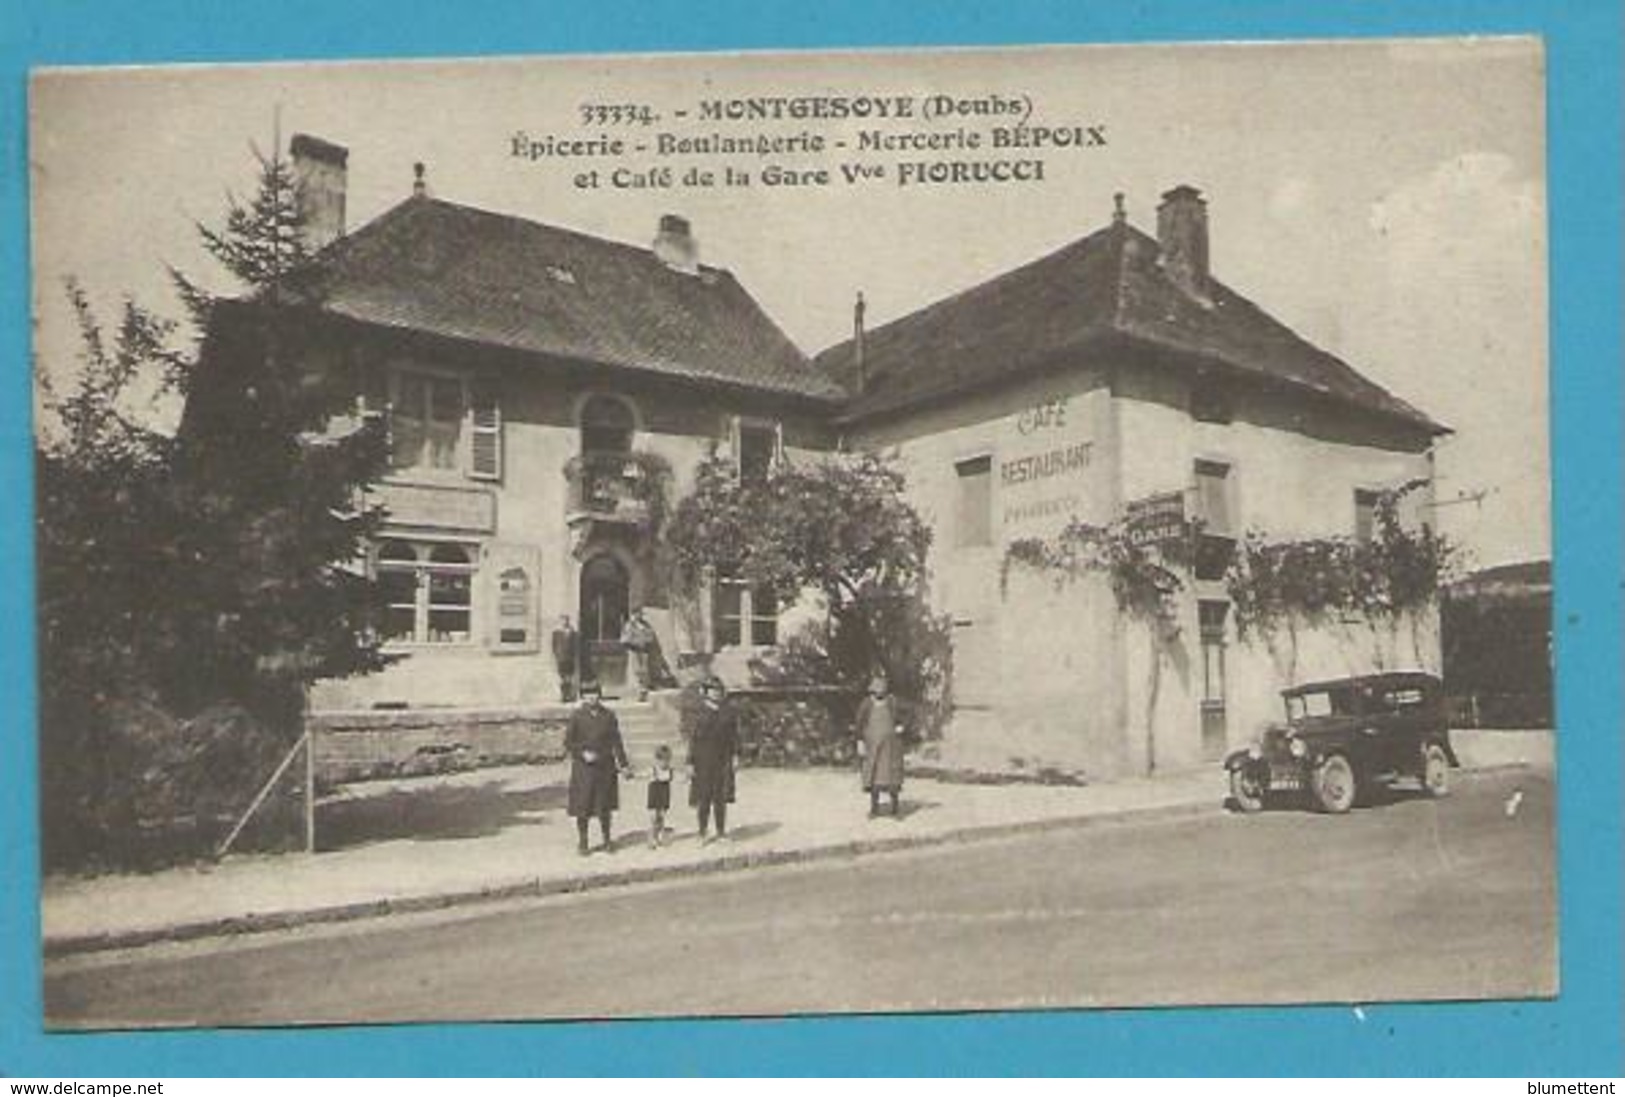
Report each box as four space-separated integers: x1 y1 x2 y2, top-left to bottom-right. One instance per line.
31 38 1553 1028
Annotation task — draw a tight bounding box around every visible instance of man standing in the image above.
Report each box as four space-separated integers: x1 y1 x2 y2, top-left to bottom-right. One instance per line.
620 605 657 701
565 680 630 855
856 674 905 818
685 675 739 844
551 614 578 703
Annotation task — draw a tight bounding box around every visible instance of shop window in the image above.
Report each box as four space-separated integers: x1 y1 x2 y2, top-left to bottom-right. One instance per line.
1354 488 1381 545
713 577 778 648
374 539 477 644
955 455 993 547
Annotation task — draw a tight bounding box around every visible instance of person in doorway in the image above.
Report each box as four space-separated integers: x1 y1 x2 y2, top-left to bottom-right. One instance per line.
685 675 739 844
565 680 630 855
551 614 579 702
856 674 905 819
620 606 658 701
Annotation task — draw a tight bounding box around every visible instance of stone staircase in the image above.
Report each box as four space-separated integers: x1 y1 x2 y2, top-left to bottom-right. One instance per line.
612 692 683 769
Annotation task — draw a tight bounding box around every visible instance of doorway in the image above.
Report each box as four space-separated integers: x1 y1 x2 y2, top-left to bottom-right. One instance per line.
580 553 631 696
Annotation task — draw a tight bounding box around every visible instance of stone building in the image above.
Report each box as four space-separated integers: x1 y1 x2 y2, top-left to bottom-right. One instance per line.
186 135 1448 779
816 187 1448 775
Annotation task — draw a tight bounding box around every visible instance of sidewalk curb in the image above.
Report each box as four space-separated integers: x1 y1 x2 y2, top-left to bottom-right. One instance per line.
44 794 1220 960
42 761 1538 960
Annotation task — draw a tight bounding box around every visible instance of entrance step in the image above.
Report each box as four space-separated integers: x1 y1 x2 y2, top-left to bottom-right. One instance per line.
610 699 681 768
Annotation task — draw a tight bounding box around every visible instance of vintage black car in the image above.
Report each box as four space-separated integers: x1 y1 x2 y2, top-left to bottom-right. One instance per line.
1224 671 1457 813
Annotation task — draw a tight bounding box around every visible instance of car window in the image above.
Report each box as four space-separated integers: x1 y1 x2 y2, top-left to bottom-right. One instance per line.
1381 687 1426 710
1291 692 1335 718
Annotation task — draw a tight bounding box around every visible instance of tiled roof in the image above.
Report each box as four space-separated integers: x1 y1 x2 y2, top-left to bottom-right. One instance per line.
297 197 843 403
815 219 1447 433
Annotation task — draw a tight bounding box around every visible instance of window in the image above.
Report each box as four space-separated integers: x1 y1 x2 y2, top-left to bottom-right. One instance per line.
390 371 465 472
727 416 781 482
738 422 779 482
713 578 778 648
1191 375 1234 424
580 394 636 455
1354 488 1381 544
375 539 477 644
1194 459 1234 537
1199 601 1228 705
1193 460 1236 581
955 455 993 547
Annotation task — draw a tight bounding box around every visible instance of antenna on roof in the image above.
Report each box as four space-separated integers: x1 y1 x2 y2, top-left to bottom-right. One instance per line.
413 161 428 198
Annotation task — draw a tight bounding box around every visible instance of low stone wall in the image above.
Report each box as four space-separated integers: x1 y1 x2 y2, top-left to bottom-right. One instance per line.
311 707 570 785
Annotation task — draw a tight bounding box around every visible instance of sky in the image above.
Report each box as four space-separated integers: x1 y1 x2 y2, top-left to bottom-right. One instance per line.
29 38 1547 567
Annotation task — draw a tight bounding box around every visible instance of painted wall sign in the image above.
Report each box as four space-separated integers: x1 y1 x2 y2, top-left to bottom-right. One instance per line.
1000 440 1093 486
1015 396 1069 434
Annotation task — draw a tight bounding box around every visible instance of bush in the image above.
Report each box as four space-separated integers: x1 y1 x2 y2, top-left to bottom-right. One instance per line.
691 687 863 768
42 700 309 873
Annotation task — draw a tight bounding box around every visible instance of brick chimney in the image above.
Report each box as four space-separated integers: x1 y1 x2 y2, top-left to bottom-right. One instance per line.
652 214 699 274
1156 184 1210 300
290 133 348 253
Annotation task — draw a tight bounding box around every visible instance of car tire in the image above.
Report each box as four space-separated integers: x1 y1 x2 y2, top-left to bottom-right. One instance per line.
1229 766 1267 813
1420 742 1450 797
1311 754 1358 814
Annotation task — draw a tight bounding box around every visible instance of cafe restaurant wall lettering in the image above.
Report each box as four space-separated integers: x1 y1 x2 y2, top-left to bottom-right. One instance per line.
1001 396 1094 529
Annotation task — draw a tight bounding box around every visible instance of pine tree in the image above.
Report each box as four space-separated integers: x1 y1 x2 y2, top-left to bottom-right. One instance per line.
164 143 391 719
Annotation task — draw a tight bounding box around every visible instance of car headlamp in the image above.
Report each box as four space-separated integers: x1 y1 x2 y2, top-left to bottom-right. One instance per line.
1288 737 1308 759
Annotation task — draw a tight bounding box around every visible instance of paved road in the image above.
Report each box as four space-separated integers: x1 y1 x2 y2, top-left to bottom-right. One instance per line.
45 768 1555 1027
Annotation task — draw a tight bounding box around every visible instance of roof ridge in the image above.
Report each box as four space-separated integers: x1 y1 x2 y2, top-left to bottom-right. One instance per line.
412 196 738 278
817 222 1122 362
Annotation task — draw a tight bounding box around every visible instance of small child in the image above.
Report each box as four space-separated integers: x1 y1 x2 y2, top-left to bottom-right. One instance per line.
647 744 674 848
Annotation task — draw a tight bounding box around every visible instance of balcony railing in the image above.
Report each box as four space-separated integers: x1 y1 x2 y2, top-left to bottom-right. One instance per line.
564 451 654 525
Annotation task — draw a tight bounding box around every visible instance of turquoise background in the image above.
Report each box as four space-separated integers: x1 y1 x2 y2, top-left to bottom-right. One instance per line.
1 0 1619 1077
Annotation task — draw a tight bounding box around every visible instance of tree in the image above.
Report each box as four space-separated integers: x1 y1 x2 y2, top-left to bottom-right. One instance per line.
36 285 189 863
35 143 389 867
665 452 949 734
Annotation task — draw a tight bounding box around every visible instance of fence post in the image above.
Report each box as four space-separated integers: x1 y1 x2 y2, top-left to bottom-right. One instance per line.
303 691 316 854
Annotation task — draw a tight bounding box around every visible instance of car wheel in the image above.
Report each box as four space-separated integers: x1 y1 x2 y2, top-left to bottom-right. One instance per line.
1229 765 1267 813
1420 742 1450 797
1311 754 1358 814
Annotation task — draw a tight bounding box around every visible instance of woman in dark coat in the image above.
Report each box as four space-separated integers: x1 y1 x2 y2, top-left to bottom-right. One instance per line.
857 674 905 818
685 676 739 843
565 680 630 854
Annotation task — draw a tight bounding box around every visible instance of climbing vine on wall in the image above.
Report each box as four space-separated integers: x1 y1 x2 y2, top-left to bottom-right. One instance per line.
1001 518 1201 631
1223 492 1460 642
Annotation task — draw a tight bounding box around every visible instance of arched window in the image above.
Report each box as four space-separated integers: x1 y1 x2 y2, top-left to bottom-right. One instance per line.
580 394 636 455
374 540 478 644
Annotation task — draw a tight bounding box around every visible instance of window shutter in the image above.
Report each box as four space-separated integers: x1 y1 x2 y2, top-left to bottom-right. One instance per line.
469 378 502 480
726 414 742 475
